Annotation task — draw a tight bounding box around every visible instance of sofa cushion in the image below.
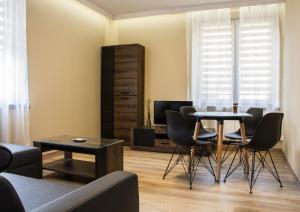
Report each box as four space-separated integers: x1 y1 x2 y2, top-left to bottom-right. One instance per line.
32 171 139 212
1 144 40 169
0 145 12 171
0 175 25 212
1 173 81 211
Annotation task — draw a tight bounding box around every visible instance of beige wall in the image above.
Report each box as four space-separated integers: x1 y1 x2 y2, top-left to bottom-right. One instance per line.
27 0 108 141
283 0 300 180
116 14 188 103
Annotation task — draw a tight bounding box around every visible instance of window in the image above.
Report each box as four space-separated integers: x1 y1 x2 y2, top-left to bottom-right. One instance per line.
0 0 29 105
0 0 29 146
187 4 282 111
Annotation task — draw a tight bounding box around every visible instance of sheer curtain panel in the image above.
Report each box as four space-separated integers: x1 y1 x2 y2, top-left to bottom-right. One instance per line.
0 0 30 145
187 9 233 110
238 4 282 110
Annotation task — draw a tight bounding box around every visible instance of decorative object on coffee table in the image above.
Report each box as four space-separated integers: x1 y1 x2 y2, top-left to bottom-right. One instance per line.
33 135 124 179
72 137 87 143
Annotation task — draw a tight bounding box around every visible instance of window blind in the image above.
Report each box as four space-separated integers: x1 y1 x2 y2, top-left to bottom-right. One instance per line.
187 4 282 111
0 0 24 103
238 4 281 110
199 24 234 107
238 22 273 104
0 0 3 54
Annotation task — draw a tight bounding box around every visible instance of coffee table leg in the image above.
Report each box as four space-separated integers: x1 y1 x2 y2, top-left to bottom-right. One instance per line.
64 151 72 160
95 143 123 179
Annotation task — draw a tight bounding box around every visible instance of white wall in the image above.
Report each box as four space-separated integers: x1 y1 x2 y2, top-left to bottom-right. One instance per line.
282 0 300 180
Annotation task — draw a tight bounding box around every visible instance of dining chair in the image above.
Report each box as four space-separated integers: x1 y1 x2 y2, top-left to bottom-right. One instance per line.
223 113 284 194
222 107 263 163
179 106 217 141
163 110 216 189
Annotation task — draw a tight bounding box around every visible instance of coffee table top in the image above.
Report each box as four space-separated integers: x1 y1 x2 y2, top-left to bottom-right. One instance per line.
33 135 123 151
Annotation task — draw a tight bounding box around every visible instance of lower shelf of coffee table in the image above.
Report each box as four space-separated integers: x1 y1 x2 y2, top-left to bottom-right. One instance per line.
43 159 95 179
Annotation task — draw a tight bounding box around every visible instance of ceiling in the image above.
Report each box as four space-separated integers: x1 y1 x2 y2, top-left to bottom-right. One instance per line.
79 0 284 19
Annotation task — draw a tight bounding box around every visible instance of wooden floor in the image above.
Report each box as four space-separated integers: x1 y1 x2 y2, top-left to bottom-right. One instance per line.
45 147 300 212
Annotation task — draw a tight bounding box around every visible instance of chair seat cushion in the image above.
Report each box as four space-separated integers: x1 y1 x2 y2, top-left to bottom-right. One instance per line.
195 140 212 145
224 132 252 140
1 173 81 211
198 131 217 140
224 132 242 140
0 144 40 169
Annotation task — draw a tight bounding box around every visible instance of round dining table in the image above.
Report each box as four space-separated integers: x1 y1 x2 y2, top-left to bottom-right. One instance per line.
192 112 252 182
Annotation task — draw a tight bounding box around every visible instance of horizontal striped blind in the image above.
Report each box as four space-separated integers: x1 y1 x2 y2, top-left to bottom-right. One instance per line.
0 0 3 54
238 22 273 105
0 0 19 103
200 24 234 105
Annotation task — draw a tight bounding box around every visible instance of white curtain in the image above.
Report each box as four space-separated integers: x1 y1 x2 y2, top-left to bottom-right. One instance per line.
0 0 30 145
187 9 233 111
238 4 282 111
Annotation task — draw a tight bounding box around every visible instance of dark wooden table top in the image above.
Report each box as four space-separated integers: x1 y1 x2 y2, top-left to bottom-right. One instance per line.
33 135 124 151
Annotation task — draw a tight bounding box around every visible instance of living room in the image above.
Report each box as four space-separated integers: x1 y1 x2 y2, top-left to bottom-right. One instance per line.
1 0 300 211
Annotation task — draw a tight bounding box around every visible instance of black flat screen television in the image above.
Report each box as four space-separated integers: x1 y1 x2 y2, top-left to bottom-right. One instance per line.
154 100 193 125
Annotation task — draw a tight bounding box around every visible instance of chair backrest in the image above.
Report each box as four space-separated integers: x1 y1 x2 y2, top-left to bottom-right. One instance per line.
179 106 198 131
179 106 197 114
244 107 264 136
247 113 284 151
166 110 195 148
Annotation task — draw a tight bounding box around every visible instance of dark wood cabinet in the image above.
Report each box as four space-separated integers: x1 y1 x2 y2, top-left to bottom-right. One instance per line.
130 126 176 153
101 44 145 145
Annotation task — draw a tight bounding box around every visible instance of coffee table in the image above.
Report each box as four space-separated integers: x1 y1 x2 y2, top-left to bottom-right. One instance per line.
33 135 124 179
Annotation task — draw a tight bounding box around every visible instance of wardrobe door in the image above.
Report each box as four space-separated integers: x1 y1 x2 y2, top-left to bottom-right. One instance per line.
113 45 144 145
101 46 114 138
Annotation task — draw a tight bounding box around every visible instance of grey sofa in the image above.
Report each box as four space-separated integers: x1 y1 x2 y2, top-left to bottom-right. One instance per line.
1 143 42 179
1 171 139 212
0 144 139 212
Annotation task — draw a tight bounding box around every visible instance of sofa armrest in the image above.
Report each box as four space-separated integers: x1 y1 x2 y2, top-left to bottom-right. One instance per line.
31 171 139 212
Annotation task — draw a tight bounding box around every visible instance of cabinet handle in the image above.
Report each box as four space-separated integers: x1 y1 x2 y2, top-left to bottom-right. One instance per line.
121 91 130 95
120 97 129 100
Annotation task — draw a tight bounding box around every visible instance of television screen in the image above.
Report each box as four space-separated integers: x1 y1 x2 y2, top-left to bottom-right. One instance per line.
154 101 193 125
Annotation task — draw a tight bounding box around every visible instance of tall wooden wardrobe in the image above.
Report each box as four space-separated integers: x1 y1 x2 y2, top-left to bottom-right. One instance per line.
101 44 145 145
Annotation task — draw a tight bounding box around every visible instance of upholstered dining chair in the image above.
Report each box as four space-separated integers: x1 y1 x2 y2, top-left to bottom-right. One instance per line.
222 107 264 163
223 113 284 194
163 110 216 189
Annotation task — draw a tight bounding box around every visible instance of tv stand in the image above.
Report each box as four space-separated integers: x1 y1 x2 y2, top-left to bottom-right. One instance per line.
130 125 176 153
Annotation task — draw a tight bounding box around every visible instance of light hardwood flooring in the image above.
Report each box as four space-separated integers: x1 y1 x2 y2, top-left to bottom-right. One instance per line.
44 147 300 212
